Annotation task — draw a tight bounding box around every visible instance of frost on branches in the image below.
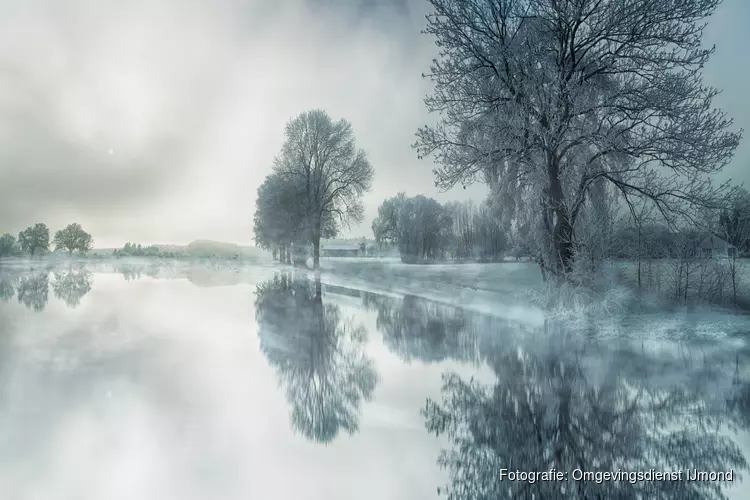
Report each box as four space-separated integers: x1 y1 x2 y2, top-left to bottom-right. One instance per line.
414 0 741 282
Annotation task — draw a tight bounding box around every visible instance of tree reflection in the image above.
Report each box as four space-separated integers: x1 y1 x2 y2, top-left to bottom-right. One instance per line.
16 271 49 312
422 320 749 499
728 354 750 429
362 292 481 363
52 268 93 307
255 272 379 443
0 270 17 301
117 264 142 281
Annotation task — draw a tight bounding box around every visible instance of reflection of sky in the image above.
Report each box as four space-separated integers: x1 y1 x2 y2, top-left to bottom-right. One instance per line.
0 270 448 500
0 264 747 499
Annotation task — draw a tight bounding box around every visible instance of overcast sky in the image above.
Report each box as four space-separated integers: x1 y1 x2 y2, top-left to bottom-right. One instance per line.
0 0 747 248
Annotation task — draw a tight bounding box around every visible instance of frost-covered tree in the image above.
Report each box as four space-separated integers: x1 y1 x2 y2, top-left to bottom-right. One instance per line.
254 172 340 264
273 109 374 270
415 0 741 281
253 173 306 263
719 187 750 254
372 194 453 263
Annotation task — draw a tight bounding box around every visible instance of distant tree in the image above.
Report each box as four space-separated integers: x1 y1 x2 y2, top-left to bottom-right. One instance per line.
415 0 741 281
445 200 507 262
53 223 94 254
253 173 307 264
0 233 18 257
18 223 50 256
372 194 453 263
716 187 750 307
273 109 374 270
372 193 408 248
719 187 750 254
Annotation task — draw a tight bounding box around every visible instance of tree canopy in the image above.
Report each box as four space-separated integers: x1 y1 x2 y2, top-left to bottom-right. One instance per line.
53 223 93 254
414 0 741 280
18 223 50 256
372 194 507 263
270 109 374 269
0 233 18 257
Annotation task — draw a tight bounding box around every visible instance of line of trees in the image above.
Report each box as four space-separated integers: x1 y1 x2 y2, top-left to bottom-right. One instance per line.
413 0 742 283
112 242 185 258
253 109 374 270
0 222 93 258
557 184 750 307
371 193 508 263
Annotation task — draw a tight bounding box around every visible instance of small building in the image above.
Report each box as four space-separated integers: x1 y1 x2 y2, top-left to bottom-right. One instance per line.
321 243 359 258
698 234 736 259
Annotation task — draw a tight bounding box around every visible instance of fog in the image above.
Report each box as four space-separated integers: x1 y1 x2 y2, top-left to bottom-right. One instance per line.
0 0 746 248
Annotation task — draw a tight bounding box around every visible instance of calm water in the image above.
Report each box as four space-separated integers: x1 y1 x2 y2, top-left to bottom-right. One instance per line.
0 261 749 500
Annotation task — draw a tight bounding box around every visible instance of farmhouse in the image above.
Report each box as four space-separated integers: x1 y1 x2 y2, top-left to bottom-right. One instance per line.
698 234 736 259
321 243 360 258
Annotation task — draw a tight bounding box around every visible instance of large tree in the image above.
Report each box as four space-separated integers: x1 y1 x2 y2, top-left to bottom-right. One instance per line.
253 172 339 264
18 223 50 256
414 0 741 281
273 109 374 270
52 223 93 254
253 173 305 263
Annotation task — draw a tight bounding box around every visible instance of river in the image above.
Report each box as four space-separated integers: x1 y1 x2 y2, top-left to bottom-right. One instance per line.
0 260 748 499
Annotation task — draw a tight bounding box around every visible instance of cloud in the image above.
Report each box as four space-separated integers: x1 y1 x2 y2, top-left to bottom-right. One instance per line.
0 0 744 246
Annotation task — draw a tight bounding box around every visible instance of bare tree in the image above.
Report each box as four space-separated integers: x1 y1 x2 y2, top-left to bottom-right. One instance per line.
273 110 374 270
625 199 657 290
717 189 750 307
414 0 741 282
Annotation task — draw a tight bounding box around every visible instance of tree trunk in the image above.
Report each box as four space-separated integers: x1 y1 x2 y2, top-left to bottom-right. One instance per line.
731 253 738 307
312 234 321 270
637 226 642 289
552 214 575 276
542 159 575 280
314 275 322 299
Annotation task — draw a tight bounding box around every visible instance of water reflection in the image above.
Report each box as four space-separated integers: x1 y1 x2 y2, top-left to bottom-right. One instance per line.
16 271 49 312
0 266 94 311
363 293 479 363
255 272 379 443
52 268 93 308
0 271 17 301
419 318 749 499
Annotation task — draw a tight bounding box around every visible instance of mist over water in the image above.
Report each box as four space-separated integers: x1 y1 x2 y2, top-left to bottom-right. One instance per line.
0 260 748 499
